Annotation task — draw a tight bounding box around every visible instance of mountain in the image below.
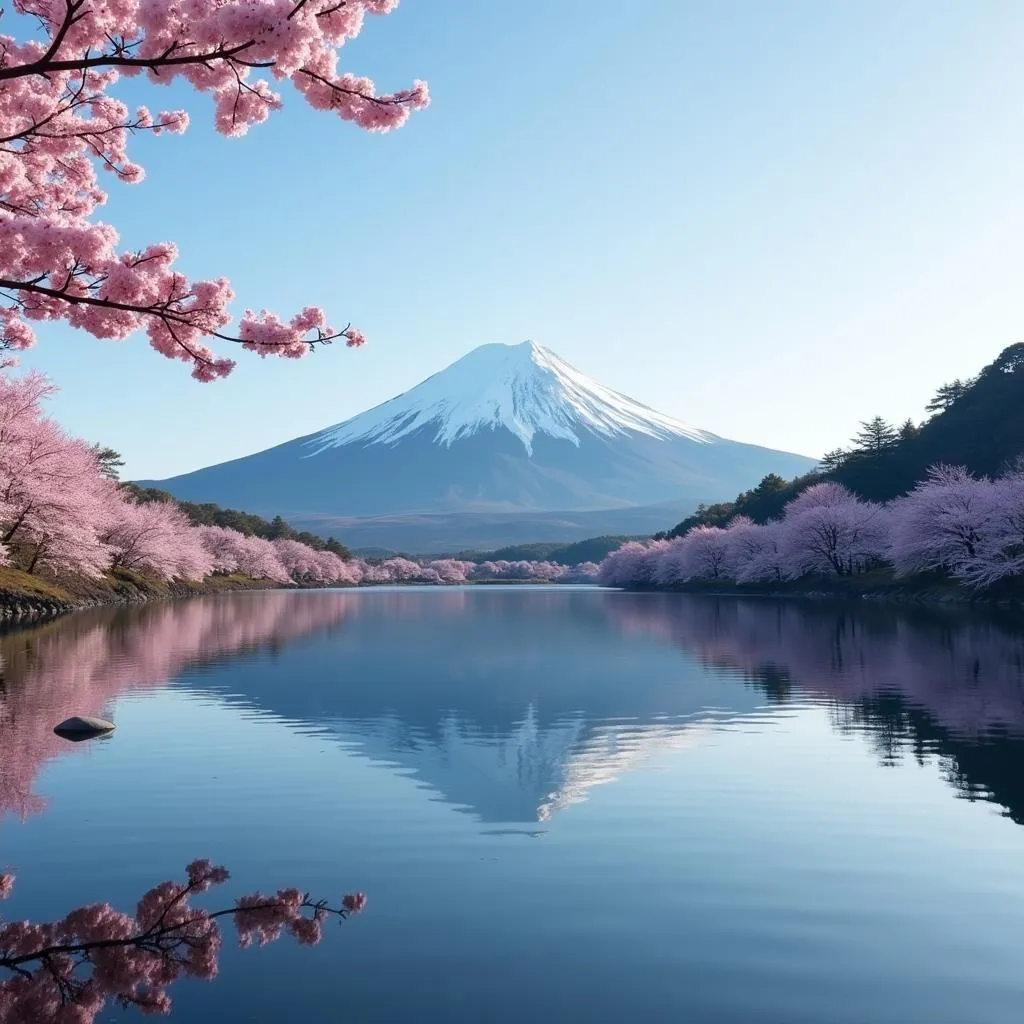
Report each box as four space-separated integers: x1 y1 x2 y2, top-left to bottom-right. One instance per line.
139 342 817 547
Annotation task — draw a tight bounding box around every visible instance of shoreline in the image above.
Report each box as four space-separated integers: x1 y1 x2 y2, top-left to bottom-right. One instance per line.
6 565 1019 631
0 567 288 629
0 572 594 631
621 573 1024 609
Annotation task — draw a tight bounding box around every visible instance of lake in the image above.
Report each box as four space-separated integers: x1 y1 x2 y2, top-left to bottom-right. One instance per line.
2 587 1024 1022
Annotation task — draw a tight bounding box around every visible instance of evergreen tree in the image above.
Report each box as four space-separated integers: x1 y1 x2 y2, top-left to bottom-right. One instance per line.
91 445 125 481
852 416 899 456
324 537 352 561
925 379 971 415
819 449 848 472
267 515 290 540
749 473 788 498
897 418 919 442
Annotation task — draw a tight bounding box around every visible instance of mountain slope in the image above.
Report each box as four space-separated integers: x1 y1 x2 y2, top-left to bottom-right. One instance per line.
140 342 817 523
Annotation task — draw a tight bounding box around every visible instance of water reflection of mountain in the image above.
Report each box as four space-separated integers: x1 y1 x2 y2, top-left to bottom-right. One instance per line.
3 589 1024 829
603 594 1024 823
184 589 758 824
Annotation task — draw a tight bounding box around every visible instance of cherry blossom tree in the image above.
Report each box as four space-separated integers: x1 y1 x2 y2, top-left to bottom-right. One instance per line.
730 520 787 583
102 496 214 580
424 559 473 584
887 465 996 580
653 526 731 585
563 561 600 582
196 526 289 582
0 0 429 379
596 540 669 588
0 860 365 1021
0 371 113 576
779 482 888 577
358 561 391 584
311 547 358 585
955 469 1024 588
380 556 421 582
272 536 333 583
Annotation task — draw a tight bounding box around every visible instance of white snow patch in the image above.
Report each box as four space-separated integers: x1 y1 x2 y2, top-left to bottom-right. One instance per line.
306 342 714 457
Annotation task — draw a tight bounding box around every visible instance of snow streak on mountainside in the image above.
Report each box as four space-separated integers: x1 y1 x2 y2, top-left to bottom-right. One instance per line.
308 341 713 456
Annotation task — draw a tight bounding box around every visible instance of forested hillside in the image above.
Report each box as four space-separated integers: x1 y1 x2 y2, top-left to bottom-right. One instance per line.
660 343 1024 539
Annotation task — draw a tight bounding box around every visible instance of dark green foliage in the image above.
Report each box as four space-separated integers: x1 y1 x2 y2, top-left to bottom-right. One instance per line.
897 418 918 442
121 483 351 559
833 343 1024 500
819 449 848 472
925 378 974 415
451 536 636 565
850 415 899 456
477 542 563 562
91 445 125 481
659 471 821 539
544 536 637 564
660 342 1024 535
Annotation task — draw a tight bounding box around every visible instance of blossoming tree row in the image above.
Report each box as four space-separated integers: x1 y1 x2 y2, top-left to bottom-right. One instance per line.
0 369 601 587
598 469 1024 590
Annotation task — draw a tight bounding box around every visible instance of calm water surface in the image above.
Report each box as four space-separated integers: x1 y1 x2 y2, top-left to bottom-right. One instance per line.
2 587 1024 1022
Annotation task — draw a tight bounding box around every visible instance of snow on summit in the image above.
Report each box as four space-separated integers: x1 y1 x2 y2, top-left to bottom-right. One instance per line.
308 341 713 456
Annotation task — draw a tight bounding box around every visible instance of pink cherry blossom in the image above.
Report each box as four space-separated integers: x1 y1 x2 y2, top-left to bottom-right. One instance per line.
0 1 428 379
888 466 996 579
342 892 367 913
0 860 365 1021
653 526 731 585
596 471 1024 589
778 483 888 577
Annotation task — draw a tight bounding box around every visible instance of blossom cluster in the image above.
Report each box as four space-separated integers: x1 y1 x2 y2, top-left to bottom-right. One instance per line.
0 860 365 1021
598 471 1024 590
0 0 427 378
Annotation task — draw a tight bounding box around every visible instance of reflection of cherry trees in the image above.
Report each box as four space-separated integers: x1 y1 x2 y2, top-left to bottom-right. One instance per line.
604 595 1024 818
0 859 365 1022
607 596 1024 737
0 593 355 819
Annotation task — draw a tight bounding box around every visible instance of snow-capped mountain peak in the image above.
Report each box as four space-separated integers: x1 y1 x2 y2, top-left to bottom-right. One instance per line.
307 341 714 457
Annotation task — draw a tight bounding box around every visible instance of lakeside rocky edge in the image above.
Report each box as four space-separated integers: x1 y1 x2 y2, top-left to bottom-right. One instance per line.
626 571 1024 609
0 567 284 629
0 570 589 630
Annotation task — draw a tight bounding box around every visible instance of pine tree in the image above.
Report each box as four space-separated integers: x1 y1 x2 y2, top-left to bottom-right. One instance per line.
819 449 848 472
925 379 971 415
898 418 918 442
91 445 125 481
325 537 352 561
852 416 898 456
267 515 290 540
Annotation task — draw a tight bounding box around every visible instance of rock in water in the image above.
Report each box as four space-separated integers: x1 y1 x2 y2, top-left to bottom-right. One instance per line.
54 716 116 741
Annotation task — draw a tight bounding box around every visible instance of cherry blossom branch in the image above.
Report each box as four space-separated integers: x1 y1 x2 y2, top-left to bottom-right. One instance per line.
0 0 428 378
0 861 368 1020
0 276 363 376
0 40 271 81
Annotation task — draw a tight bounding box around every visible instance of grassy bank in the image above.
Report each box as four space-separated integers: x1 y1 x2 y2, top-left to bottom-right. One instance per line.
637 569 1024 607
0 566 284 628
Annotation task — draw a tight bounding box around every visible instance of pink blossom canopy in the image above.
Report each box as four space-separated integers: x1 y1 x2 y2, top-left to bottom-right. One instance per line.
0 0 429 379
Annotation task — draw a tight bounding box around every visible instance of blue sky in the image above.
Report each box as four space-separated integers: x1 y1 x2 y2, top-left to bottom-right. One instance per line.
14 0 1024 479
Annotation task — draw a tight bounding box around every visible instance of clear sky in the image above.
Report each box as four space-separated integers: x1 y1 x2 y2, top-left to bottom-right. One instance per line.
14 0 1024 480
